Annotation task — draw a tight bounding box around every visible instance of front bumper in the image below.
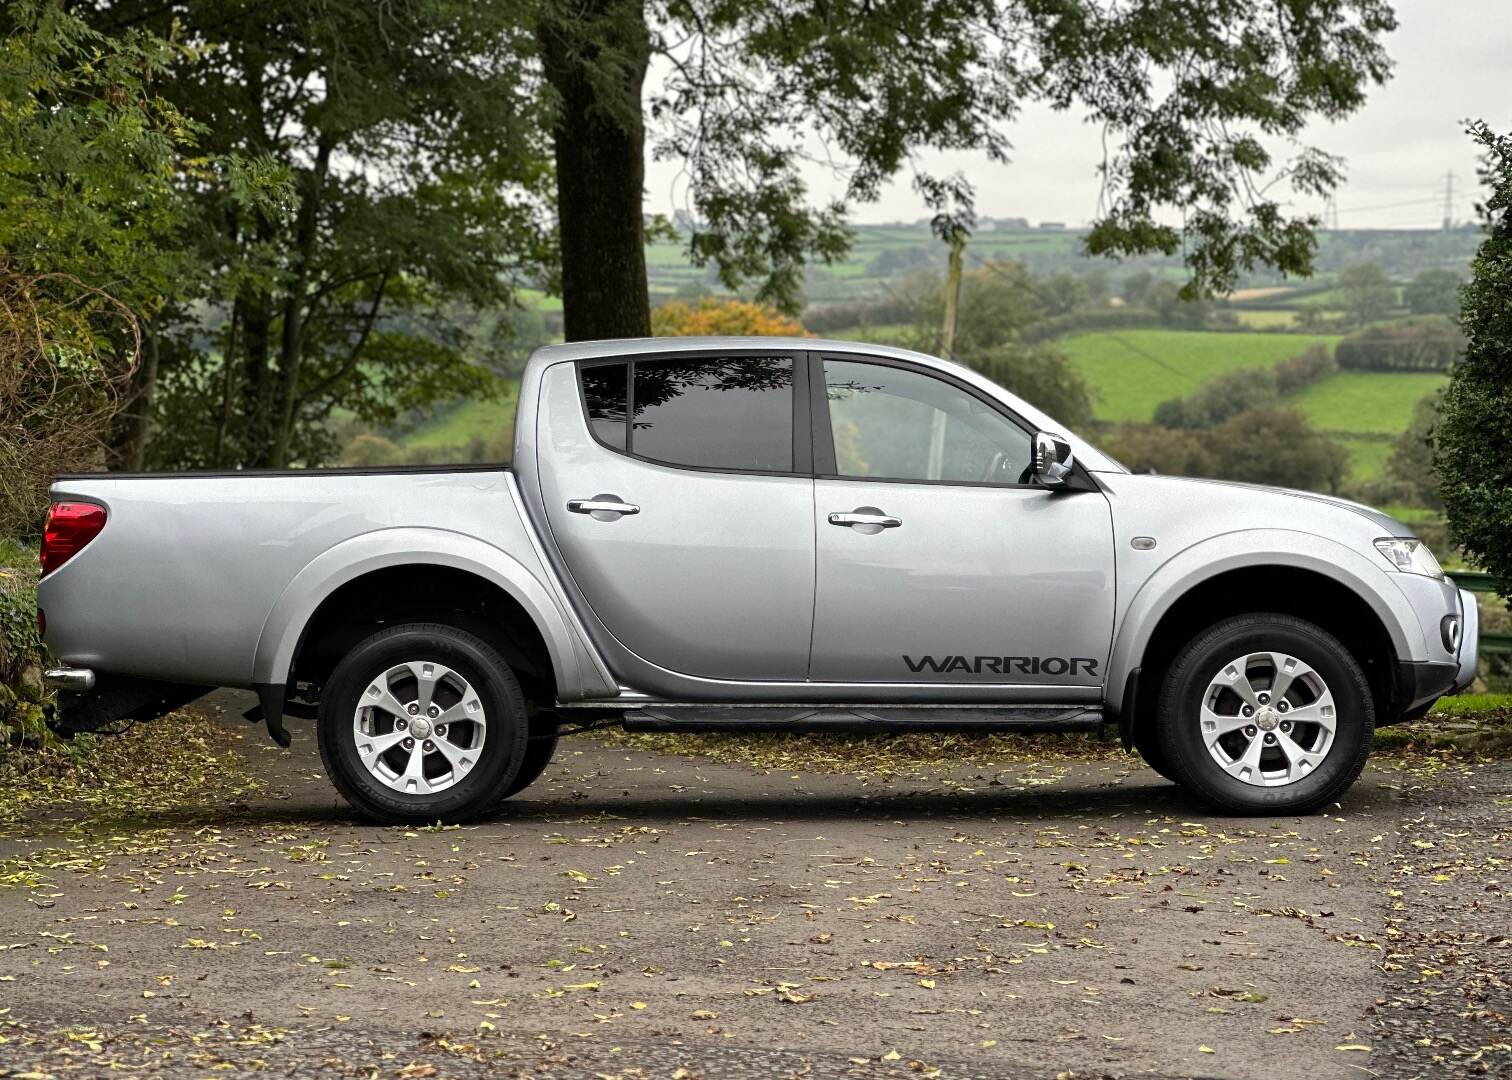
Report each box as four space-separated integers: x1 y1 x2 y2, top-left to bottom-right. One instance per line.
1394 587 1480 718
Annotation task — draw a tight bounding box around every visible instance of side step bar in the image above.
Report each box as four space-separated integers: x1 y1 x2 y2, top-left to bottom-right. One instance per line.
619 704 1104 734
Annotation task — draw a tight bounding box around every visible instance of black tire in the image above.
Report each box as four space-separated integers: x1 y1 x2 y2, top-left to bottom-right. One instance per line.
1132 720 1178 783
317 622 527 824
498 728 559 800
1156 613 1374 815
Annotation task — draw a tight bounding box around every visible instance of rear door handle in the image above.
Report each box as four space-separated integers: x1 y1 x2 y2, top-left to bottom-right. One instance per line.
567 496 640 517
828 509 902 529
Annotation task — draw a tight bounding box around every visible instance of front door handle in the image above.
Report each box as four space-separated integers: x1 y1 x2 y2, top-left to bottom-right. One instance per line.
828 508 902 530
567 495 640 519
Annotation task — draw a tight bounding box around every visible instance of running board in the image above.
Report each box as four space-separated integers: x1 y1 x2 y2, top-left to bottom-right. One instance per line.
619 704 1104 734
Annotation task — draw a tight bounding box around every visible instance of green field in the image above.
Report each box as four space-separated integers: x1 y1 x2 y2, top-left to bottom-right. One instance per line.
1232 309 1298 329
823 323 918 345
1337 436 1393 483
1061 329 1343 423
1290 371 1446 435
402 386 518 450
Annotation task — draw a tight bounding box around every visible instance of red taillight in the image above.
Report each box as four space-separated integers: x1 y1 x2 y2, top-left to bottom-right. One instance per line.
40 502 107 576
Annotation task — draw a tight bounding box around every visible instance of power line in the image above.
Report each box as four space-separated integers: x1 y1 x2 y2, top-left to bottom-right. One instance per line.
1332 196 1440 216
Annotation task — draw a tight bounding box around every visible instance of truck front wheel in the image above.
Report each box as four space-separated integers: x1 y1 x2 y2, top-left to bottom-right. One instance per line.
317 623 528 824
1156 614 1374 814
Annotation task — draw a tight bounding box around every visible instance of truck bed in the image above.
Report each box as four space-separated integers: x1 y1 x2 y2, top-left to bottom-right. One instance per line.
40 466 543 689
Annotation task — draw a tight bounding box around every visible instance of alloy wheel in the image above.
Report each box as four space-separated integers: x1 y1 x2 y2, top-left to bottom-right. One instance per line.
351 660 486 794
1198 651 1337 787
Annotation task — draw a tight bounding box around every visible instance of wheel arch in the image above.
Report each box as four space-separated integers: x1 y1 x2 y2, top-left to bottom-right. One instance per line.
253 527 615 707
1107 532 1421 725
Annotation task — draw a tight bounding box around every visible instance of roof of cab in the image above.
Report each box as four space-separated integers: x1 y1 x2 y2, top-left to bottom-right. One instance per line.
531 335 927 364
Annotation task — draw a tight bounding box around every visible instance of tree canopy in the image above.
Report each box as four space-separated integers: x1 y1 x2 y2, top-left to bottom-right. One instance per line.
1437 121 1512 597
27 0 1403 471
613 0 1397 334
77 0 557 469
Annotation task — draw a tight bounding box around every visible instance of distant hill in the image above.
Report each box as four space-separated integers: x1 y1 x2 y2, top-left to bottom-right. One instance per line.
646 224 1483 309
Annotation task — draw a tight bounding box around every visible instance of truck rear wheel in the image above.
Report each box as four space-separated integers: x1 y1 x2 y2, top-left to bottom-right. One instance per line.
1156 614 1374 815
317 623 527 824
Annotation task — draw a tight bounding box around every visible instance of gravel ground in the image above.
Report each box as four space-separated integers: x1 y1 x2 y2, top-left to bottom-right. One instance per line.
0 691 1506 1079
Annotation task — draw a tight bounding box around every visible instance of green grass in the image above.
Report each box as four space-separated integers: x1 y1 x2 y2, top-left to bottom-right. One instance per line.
1290 372 1447 435
822 323 918 345
1061 329 1344 423
1337 436 1394 484
1380 504 1442 524
401 385 518 450
1431 693 1512 716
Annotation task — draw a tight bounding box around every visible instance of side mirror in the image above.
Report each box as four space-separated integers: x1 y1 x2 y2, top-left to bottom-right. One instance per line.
1033 431 1075 488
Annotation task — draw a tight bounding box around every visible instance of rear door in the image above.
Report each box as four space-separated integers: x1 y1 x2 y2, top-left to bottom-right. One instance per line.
537 351 815 681
807 354 1116 687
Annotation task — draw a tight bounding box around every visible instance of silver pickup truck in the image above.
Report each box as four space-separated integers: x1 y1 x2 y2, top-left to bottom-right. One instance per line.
38 336 1477 821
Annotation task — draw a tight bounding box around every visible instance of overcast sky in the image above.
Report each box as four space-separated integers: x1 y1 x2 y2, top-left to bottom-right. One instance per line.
643 0 1512 230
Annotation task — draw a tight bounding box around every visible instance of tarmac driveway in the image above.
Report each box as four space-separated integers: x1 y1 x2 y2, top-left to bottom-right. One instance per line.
0 691 1506 1079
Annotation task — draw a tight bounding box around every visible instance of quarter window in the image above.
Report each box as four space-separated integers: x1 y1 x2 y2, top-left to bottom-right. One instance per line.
822 359 1032 484
581 363 629 450
579 356 794 473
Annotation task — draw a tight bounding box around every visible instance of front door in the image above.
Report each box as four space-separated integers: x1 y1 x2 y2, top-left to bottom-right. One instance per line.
537 353 814 682
807 355 1116 687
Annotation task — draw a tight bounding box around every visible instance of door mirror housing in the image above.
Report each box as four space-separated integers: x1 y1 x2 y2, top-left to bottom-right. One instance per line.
1033 431 1075 488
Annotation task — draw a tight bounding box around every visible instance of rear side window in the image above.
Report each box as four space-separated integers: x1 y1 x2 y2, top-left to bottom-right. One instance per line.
579 356 794 473
581 363 628 450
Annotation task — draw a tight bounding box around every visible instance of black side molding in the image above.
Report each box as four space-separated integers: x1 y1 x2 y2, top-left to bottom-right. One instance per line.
621 704 1104 733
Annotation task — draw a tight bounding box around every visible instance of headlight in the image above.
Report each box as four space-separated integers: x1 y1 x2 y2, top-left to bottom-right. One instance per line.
1374 538 1445 580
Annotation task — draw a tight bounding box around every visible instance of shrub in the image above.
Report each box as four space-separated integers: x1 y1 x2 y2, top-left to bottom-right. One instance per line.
1404 269 1463 316
0 552 49 749
969 343 1096 430
1018 308 1163 343
802 295 920 334
1153 368 1279 429
0 270 138 536
1152 346 1336 430
1272 344 1337 394
1335 316 1464 372
1382 393 1443 510
341 433 403 467
1206 406 1348 493
1438 122 1512 597
1099 424 1215 477
1098 406 1348 494
652 297 808 337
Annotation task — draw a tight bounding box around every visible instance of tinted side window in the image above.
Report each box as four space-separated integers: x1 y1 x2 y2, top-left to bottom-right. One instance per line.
630 357 793 472
581 363 629 450
823 359 1032 484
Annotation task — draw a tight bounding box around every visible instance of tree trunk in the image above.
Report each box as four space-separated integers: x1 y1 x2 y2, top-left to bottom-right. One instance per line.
538 0 651 342
110 323 159 471
271 138 333 468
212 300 241 468
242 294 274 467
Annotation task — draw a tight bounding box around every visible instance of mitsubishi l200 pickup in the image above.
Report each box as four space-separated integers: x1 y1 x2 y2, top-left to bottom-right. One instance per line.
37 337 1477 821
